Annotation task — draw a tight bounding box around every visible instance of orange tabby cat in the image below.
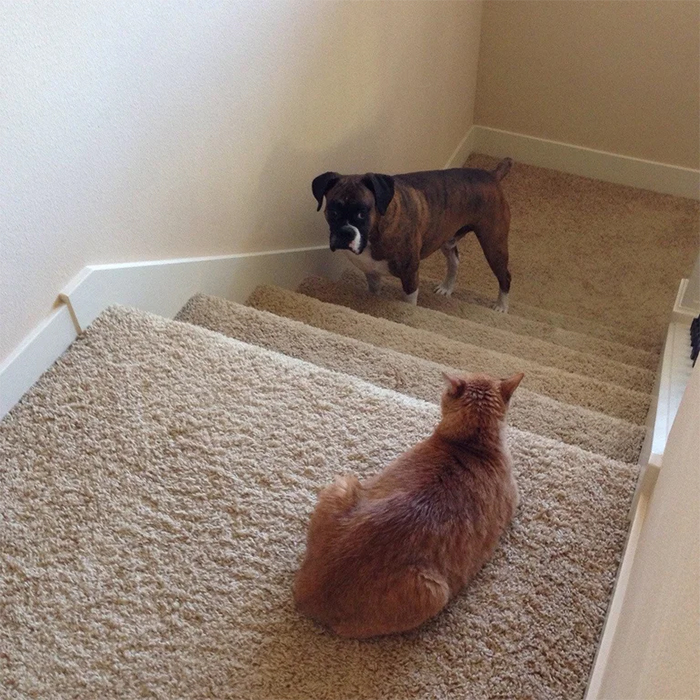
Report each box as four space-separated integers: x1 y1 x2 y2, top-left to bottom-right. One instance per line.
293 370 524 639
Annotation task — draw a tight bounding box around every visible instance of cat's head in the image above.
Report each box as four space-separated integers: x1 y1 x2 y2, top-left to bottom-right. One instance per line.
439 371 524 436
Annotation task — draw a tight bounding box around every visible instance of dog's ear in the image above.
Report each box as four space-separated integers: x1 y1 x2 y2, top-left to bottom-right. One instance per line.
362 173 395 215
312 172 341 211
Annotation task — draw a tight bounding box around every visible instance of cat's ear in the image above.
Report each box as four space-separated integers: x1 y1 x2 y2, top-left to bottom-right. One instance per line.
441 372 466 398
500 372 525 403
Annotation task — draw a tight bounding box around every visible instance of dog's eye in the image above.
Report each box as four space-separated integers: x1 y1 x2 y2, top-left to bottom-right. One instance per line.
356 211 365 221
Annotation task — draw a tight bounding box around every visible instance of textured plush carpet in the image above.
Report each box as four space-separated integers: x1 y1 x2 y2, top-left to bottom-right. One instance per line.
1 307 637 700
448 281 659 352
296 274 655 392
332 269 659 370
3 154 677 698
247 284 651 423
421 154 699 347
177 293 645 463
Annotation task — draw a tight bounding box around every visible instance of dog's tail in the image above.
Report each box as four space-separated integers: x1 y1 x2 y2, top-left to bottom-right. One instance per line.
492 157 513 182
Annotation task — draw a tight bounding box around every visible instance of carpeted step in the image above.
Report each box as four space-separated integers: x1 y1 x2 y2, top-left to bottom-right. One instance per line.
349 262 655 351
248 285 651 424
331 269 658 370
297 275 655 393
1 305 637 699
444 279 660 352
423 152 698 347
177 293 645 463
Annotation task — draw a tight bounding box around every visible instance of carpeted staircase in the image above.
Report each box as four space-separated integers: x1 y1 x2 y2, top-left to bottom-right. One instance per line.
2 260 659 699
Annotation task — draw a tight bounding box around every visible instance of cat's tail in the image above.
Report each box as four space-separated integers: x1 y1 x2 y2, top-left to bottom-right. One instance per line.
331 474 361 507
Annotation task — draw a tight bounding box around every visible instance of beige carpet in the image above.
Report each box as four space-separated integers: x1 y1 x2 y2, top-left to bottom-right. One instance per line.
297 274 655 392
334 269 659 370
1 307 638 700
248 284 651 423
449 282 659 352
177 293 645 463
421 154 699 346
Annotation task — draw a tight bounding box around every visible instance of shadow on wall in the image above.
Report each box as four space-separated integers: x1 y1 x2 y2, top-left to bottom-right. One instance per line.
249 128 381 256
0 0 478 362
224 3 473 254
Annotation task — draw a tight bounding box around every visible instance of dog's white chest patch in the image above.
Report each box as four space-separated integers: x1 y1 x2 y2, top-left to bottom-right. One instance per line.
344 246 390 276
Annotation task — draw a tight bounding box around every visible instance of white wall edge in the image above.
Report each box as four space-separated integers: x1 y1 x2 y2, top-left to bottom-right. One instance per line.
1 245 345 419
589 285 695 696
634 298 694 515
680 254 700 310
60 245 345 332
471 126 700 200
1 119 474 418
673 278 700 322
444 125 476 169
0 304 79 419
584 492 650 700
649 316 694 460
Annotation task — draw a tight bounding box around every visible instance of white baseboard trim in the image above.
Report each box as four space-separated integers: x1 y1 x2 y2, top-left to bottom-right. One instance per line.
6 126 694 418
1 245 343 419
470 125 700 200
444 126 477 169
0 304 79 419
60 245 343 332
673 278 700 322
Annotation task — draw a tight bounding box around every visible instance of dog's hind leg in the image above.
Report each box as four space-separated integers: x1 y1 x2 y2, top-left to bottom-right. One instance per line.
435 238 459 296
475 224 511 313
365 272 382 295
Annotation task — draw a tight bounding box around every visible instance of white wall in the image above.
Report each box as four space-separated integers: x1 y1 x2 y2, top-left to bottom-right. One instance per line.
597 364 700 699
475 0 700 169
0 0 483 363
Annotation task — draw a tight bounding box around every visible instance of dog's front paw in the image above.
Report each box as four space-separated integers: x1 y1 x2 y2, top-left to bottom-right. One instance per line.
434 283 453 297
404 290 419 305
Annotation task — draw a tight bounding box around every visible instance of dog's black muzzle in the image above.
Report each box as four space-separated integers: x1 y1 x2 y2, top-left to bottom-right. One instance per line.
329 225 363 253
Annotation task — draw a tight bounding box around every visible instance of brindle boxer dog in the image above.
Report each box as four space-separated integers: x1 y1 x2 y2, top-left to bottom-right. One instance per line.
312 158 513 311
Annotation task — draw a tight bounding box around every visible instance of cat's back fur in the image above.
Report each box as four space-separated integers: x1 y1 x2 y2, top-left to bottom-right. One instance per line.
293 371 524 639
